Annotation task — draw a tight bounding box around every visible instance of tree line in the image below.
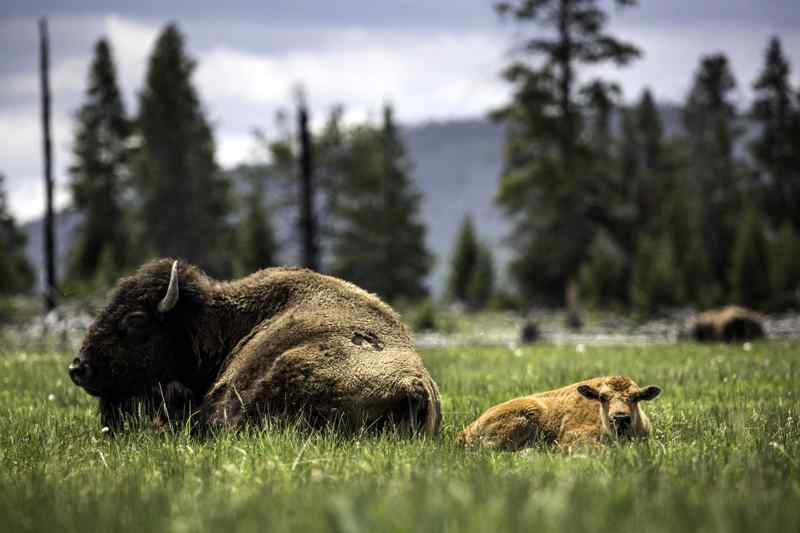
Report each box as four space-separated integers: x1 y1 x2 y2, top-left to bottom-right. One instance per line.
2 4 799 315
493 0 800 314
0 23 433 306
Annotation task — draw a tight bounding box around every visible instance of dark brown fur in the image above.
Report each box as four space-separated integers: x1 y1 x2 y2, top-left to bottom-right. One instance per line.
73 259 441 435
690 306 766 343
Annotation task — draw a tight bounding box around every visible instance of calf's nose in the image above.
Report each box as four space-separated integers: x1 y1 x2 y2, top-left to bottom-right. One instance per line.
611 414 631 427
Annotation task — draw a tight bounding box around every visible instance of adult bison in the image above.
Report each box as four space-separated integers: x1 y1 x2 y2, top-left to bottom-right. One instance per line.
68 259 441 435
689 306 766 343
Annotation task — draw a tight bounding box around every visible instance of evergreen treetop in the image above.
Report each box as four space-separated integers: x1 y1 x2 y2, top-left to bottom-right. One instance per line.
136 23 233 277
448 215 479 304
729 207 771 309
750 36 800 230
0 173 35 296
493 0 640 305
636 89 664 172
683 53 744 289
332 104 432 302
466 243 495 310
238 168 278 275
68 37 131 284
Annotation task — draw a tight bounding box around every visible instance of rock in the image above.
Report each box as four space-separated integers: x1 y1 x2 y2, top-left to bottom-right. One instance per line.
565 309 583 331
519 320 540 344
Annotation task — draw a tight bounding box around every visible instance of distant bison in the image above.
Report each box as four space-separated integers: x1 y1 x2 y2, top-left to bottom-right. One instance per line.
519 320 540 344
459 376 661 450
690 306 766 343
69 259 441 435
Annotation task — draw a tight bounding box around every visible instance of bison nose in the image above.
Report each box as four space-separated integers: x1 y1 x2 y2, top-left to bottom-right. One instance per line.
406 383 428 420
381 381 430 434
68 357 91 386
611 414 631 429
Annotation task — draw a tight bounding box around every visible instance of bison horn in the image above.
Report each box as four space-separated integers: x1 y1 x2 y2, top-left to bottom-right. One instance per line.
158 260 180 313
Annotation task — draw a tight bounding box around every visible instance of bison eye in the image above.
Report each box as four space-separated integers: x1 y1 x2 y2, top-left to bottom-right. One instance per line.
122 312 150 332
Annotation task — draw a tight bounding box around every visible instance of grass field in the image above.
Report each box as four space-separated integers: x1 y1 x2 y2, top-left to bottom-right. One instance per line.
1 342 799 532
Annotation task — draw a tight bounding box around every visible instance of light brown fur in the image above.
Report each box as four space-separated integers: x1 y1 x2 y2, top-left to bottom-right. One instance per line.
459 376 661 450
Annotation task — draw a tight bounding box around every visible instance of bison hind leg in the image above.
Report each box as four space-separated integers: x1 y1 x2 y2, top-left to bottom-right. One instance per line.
723 317 765 342
471 415 543 452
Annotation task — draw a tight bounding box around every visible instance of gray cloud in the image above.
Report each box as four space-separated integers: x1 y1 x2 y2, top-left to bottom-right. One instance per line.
2 1 800 222
5 0 800 30
2 0 498 30
615 0 800 30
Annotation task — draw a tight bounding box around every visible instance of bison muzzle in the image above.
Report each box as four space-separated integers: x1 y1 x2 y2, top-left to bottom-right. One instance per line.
69 259 441 435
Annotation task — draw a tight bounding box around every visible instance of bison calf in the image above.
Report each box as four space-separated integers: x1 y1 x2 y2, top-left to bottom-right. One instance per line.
69 259 441 435
460 376 661 450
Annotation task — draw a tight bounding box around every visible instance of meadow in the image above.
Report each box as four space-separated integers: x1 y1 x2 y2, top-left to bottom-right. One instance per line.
1 341 799 532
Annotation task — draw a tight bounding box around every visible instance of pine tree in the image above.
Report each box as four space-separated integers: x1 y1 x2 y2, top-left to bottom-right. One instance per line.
448 215 480 303
493 0 640 305
629 233 683 315
616 88 671 243
582 80 627 251
661 180 720 308
315 106 347 267
769 221 800 301
68 38 131 283
332 105 432 301
582 80 620 158
578 228 626 308
634 88 673 231
622 88 695 308
238 169 278 274
729 207 771 309
750 36 800 230
466 243 495 310
136 24 233 276
616 107 641 255
683 54 743 290
637 90 663 171
0 173 35 295
612 93 669 266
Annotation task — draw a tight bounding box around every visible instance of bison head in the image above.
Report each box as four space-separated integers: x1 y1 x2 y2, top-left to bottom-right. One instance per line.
577 376 661 438
69 260 186 398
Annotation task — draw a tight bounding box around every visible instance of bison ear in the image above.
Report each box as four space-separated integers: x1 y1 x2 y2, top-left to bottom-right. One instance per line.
635 386 662 402
577 384 601 401
158 260 180 313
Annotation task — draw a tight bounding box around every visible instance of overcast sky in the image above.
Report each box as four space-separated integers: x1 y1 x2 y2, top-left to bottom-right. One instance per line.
1 0 799 221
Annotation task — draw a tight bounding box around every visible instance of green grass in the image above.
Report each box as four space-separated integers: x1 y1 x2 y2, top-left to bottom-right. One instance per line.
2 342 799 532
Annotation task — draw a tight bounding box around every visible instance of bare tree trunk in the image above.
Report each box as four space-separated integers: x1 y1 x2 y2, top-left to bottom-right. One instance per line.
296 90 318 271
39 18 57 312
565 277 583 331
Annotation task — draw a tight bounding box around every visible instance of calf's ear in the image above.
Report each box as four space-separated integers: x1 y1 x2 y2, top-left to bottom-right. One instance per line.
635 386 662 402
577 384 601 401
